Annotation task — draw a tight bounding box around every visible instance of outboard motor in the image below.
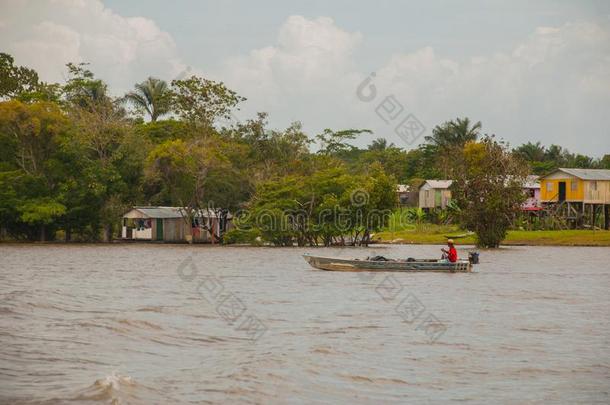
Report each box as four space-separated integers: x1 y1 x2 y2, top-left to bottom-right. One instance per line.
468 252 480 265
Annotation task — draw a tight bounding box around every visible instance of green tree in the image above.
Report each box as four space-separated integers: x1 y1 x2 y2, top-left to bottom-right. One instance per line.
514 141 546 162
450 137 529 248
170 75 245 126
316 128 371 156
0 53 41 100
355 138 411 182
61 63 144 241
0 100 71 240
125 77 171 122
145 136 239 240
239 162 396 247
135 119 188 144
426 117 481 149
225 113 312 182
63 63 110 110
427 117 482 177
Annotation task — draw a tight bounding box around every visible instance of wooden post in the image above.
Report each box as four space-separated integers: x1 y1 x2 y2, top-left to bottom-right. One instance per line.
605 205 610 230
595 205 602 229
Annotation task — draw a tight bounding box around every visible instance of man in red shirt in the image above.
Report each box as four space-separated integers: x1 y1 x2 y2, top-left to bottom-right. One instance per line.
441 239 458 262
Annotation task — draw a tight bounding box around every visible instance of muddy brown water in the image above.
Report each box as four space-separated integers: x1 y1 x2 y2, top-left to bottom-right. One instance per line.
1 244 609 404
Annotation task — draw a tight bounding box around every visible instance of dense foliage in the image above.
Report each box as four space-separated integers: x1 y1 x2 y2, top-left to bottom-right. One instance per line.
450 138 530 247
0 53 608 245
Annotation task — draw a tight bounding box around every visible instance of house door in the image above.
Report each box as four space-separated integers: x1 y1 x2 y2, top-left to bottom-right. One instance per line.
156 219 164 240
435 190 442 207
558 182 566 201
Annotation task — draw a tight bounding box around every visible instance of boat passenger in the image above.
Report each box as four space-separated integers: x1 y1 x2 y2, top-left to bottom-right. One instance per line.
441 239 458 263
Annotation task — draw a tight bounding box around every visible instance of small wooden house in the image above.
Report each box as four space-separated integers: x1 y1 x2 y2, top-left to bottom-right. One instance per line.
122 206 232 243
540 168 610 204
419 180 453 210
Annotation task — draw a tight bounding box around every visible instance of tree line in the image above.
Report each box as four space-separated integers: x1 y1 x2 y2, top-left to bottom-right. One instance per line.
0 52 608 245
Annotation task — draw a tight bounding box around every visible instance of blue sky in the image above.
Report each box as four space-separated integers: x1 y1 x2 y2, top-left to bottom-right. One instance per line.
2 0 609 155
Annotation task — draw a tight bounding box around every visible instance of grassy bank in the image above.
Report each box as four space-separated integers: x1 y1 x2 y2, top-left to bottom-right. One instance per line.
374 227 610 247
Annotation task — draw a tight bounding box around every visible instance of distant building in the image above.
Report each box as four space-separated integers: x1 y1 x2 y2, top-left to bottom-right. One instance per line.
540 168 610 204
539 168 610 229
521 175 541 211
122 206 232 242
419 180 453 210
396 184 418 206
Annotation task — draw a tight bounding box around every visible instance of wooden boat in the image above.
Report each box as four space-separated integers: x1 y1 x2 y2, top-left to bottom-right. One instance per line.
303 254 475 273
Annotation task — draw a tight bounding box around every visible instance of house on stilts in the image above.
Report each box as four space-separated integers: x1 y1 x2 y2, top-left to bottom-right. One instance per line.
539 168 610 229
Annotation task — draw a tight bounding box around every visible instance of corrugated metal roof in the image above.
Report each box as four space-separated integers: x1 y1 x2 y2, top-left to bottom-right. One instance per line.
422 180 453 189
523 175 540 189
549 168 610 181
132 207 183 218
125 206 233 219
396 184 411 193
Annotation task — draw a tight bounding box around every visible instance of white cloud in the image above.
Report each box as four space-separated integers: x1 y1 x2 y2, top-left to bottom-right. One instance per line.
1 4 608 155
222 15 365 134
222 17 610 155
0 0 186 93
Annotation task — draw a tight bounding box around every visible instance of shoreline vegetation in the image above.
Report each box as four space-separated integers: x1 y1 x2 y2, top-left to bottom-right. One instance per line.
2 53 610 247
1 229 609 247
374 228 610 247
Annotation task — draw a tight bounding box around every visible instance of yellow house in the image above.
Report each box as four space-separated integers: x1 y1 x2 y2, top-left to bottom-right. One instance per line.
540 168 610 204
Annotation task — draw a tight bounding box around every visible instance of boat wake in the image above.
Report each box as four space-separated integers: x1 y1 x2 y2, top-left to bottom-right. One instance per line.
70 373 141 404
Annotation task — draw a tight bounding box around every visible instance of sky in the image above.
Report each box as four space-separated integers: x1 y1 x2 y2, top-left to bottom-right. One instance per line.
1 0 609 156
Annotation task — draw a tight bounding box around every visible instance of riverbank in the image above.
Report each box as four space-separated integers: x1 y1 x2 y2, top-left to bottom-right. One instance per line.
373 229 610 246
3 229 610 247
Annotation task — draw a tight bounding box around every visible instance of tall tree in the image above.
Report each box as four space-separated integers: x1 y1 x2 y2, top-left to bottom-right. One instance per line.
368 138 392 151
0 100 70 240
0 53 40 100
62 63 141 241
427 117 482 177
450 137 529 248
316 128 371 156
63 63 110 110
125 77 171 122
426 117 481 149
170 75 245 126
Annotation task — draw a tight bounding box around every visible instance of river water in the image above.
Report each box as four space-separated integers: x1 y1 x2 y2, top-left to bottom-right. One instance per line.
1 244 609 404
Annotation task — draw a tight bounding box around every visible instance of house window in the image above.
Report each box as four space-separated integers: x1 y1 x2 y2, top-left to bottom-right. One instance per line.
546 182 553 192
571 181 578 192
591 181 597 191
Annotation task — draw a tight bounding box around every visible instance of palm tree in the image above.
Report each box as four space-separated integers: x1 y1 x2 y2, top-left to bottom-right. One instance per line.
514 142 546 162
450 117 482 145
368 138 395 151
125 77 171 122
426 117 482 178
426 117 482 149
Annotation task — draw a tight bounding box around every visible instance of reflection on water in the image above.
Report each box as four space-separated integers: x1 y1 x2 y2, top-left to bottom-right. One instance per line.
1 244 609 404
